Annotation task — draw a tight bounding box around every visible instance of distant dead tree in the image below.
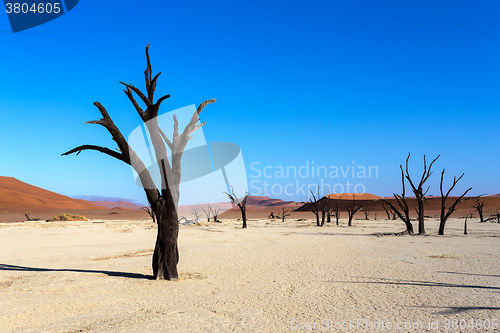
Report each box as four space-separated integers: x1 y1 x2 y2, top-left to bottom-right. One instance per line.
62 45 216 280
404 153 440 234
141 205 156 223
438 169 473 235
464 216 468 235
363 210 370 220
487 211 500 223
201 204 212 222
224 186 249 228
191 205 202 223
334 196 342 225
381 163 414 234
210 206 221 222
24 212 41 221
308 188 322 226
374 212 377 220
472 198 485 223
268 212 277 219
323 188 333 223
279 208 291 222
346 195 363 226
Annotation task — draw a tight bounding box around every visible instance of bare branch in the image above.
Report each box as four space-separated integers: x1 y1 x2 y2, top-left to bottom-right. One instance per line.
62 145 129 164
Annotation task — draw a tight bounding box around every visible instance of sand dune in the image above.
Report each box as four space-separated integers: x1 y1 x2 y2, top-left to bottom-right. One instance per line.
0 177 106 212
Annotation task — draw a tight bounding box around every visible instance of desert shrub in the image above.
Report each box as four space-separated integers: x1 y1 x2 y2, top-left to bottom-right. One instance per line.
46 214 88 222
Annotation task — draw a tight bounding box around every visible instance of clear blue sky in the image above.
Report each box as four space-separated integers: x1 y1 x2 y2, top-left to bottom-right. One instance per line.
0 0 498 205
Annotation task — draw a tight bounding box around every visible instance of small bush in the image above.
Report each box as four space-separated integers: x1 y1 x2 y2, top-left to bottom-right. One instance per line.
46 214 88 222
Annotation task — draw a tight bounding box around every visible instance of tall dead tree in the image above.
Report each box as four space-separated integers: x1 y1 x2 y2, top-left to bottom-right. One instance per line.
472 198 485 223
308 189 322 226
346 195 363 226
404 153 440 234
225 186 249 228
438 169 473 235
63 45 216 280
381 164 414 234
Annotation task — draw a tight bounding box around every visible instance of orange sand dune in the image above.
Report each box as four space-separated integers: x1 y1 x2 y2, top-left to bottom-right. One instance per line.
326 193 382 200
0 176 106 211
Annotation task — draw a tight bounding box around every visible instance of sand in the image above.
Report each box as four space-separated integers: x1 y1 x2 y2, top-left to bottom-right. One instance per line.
1 217 499 332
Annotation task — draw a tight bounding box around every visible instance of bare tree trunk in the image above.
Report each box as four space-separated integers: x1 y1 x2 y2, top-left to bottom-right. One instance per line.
241 207 247 229
152 198 179 280
416 198 425 234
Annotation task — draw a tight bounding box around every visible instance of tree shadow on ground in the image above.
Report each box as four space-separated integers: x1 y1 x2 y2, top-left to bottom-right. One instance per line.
328 276 500 291
409 305 500 315
0 263 153 280
438 271 500 278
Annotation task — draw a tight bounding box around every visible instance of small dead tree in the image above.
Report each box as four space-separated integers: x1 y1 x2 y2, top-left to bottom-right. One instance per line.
62 45 216 280
346 195 363 226
404 153 440 234
472 198 485 223
224 186 249 228
280 208 291 222
210 206 221 222
308 188 322 226
141 205 156 223
363 210 370 220
464 216 468 235
381 164 414 234
201 204 212 222
191 205 202 223
438 169 473 235
334 196 342 225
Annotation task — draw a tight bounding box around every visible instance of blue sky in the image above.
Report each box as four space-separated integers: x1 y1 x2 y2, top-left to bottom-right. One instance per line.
0 0 499 205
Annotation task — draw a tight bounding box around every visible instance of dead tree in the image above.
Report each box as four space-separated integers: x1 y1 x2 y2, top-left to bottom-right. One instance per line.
381 164 414 234
210 206 221 222
472 198 485 223
224 186 249 228
404 153 440 234
280 208 291 222
438 169 473 235
308 188 322 226
191 205 202 223
346 195 363 226
201 204 211 222
363 210 370 220
62 45 216 280
268 212 277 219
334 196 342 225
464 216 468 235
141 205 156 223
